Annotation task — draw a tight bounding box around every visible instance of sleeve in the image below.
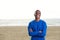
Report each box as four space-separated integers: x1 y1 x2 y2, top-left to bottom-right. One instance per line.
28 22 39 36
41 22 47 36
38 22 47 37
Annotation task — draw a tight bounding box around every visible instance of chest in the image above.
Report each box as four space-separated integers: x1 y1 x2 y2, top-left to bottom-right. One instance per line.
32 22 43 31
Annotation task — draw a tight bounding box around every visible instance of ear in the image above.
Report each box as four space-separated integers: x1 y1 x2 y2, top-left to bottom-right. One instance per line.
39 13 41 16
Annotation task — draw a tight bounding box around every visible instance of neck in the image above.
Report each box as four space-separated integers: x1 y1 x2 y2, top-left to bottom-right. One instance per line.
35 18 40 22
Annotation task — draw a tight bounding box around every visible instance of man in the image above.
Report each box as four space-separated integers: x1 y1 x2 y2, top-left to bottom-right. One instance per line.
28 10 47 40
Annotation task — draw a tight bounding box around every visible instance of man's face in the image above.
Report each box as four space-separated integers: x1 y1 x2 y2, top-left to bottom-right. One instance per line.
34 10 41 19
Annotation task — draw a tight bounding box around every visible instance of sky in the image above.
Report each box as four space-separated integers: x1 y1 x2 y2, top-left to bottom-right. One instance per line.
0 0 60 19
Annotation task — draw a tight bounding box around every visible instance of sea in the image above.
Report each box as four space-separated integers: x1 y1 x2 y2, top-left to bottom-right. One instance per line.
0 19 60 26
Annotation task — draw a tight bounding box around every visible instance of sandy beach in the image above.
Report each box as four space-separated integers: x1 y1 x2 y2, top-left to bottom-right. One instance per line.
0 26 59 40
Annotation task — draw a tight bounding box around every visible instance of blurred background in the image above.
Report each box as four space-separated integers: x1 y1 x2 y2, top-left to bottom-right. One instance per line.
0 0 60 40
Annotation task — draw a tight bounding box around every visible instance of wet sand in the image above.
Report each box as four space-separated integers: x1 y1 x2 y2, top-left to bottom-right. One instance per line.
0 26 60 40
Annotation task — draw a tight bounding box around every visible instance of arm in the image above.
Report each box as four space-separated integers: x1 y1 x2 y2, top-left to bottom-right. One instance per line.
28 23 39 36
38 22 47 37
40 22 47 36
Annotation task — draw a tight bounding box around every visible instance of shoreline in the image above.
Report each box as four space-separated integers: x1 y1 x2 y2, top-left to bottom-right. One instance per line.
0 26 60 27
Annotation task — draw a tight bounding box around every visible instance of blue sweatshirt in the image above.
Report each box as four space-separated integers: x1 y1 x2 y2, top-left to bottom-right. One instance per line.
28 19 47 40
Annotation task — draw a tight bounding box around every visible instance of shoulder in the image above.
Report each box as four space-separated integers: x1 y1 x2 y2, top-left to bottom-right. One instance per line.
40 19 47 28
40 19 46 24
29 20 35 25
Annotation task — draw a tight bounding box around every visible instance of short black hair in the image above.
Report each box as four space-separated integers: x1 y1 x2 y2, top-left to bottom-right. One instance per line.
35 10 41 14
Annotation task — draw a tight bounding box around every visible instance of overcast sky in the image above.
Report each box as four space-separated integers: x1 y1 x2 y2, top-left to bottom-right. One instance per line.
0 0 60 19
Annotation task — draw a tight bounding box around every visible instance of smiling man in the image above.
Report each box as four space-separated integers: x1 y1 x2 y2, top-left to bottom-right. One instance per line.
28 10 47 40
